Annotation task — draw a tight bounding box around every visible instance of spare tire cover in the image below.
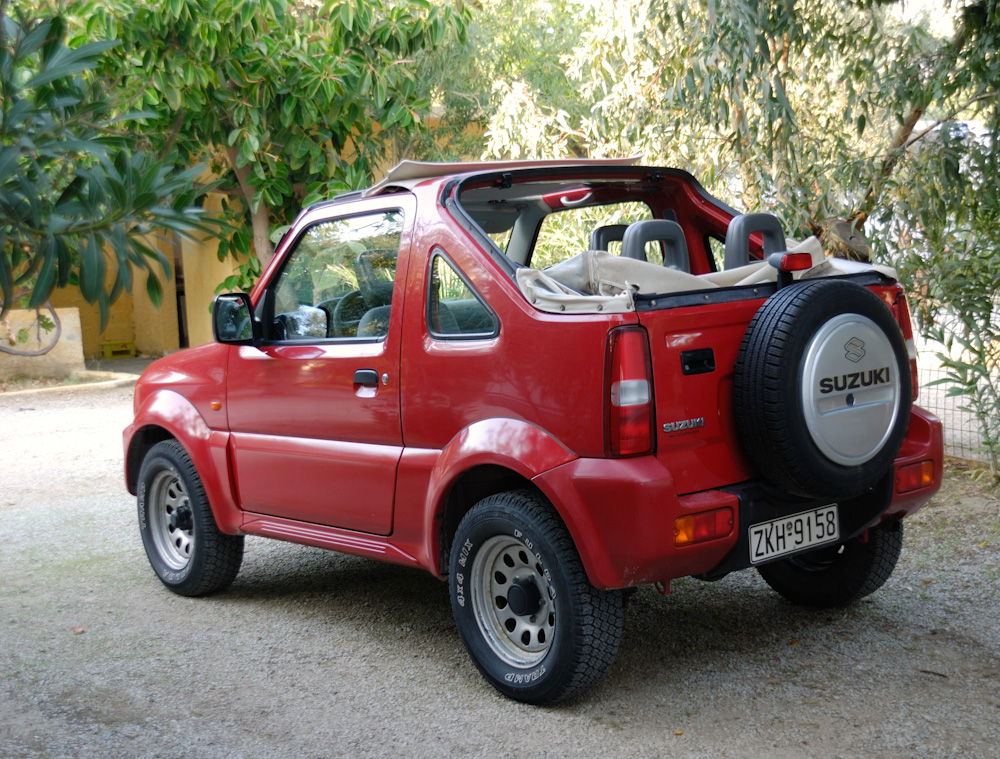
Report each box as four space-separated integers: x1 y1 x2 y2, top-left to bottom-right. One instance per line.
734 279 911 500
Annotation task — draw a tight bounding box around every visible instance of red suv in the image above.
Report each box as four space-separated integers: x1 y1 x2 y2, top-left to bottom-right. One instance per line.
124 159 942 703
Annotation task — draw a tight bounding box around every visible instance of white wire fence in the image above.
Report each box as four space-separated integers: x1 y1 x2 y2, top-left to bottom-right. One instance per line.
912 303 1000 468
917 363 990 462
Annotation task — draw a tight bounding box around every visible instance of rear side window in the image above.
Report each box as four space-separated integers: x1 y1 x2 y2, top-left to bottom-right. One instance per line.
427 252 498 339
269 210 404 340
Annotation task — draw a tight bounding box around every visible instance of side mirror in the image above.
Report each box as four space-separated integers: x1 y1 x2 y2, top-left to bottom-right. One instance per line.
212 292 260 345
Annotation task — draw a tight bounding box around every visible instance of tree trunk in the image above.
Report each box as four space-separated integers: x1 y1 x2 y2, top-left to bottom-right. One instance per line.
248 203 274 270
225 146 275 269
852 105 923 226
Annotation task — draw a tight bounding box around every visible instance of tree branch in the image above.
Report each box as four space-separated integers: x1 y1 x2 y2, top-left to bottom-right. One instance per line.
903 91 999 150
853 104 924 225
0 301 62 356
159 108 187 160
852 21 972 225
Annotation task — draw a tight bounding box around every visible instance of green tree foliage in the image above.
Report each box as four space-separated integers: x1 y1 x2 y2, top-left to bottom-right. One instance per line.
883 124 1000 476
54 0 467 286
876 4 1000 475
409 0 588 160
0 5 220 355
432 0 1000 475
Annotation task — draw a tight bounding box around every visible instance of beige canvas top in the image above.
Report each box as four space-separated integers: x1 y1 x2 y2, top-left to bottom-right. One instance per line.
363 157 643 197
516 238 898 314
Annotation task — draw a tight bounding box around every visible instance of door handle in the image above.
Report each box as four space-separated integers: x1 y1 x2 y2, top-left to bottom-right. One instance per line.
680 348 715 375
353 369 379 387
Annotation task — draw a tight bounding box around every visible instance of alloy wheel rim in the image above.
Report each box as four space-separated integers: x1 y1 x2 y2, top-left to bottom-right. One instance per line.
148 469 194 571
470 535 556 668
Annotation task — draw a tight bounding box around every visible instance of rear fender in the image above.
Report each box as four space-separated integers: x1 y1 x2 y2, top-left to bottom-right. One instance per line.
124 389 241 534
402 419 577 574
435 419 575 477
882 405 944 520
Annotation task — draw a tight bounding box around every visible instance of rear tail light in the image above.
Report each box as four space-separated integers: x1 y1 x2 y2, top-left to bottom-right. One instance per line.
605 326 655 457
769 251 814 272
892 291 920 402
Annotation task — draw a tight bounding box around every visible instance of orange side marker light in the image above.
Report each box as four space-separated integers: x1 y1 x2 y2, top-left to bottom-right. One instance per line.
674 508 734 546
896 460 934 493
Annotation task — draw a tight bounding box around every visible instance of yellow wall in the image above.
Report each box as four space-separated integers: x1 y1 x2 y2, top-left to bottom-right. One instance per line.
47 193 242 358
133 267 180 357
49 236 183 359
50 263 140 360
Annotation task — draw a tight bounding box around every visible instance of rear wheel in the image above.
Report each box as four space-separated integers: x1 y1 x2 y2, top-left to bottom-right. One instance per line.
138 440 244 597
449 490 623 704
756 522 904 607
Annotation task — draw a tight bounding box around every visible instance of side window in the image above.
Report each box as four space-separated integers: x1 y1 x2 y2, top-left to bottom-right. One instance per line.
706 234 725 271
427 252 498 339
269 210 403 340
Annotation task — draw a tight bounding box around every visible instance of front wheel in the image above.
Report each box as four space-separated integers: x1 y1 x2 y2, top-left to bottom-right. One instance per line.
137 440 244 597
449 490 623 704
756 522 904 608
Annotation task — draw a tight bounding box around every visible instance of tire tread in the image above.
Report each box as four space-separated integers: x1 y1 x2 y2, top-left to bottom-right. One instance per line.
757 522 904 607
139 440 244 597
450 490 623 704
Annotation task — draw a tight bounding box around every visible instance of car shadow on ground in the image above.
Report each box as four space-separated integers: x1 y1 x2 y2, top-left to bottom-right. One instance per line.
199 536 921 704
218 539 454 633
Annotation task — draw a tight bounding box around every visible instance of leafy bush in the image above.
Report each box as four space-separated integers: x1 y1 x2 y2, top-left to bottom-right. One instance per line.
0 7 220 354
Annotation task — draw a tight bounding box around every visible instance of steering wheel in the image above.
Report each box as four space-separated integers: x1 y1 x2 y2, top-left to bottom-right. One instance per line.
332 291 366 337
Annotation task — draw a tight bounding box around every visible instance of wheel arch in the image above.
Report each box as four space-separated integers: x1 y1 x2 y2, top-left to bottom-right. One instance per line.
124 390 241 534
418 417 577 576
125 424 174 493
436 464 540 574
433 464 611 589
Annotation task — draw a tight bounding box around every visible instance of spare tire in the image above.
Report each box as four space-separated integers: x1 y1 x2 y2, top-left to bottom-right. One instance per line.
734 279 911 499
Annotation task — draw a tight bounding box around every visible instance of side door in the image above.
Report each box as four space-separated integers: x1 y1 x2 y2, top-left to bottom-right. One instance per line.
225 197 414 535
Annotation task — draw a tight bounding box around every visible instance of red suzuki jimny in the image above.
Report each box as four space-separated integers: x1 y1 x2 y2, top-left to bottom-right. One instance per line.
124 159 943 703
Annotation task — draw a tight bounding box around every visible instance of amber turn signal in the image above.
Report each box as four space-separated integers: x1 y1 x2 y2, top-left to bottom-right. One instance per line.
674 508 734 546
895 460 935 494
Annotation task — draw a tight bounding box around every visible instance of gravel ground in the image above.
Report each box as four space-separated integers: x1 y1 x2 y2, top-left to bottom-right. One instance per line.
2 384 999 759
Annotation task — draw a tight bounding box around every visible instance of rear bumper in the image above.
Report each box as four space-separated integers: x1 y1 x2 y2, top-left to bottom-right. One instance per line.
534 405 943 590
881 404 944 521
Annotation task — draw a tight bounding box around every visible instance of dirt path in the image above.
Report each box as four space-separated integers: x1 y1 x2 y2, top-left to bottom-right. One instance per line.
2 385 998 758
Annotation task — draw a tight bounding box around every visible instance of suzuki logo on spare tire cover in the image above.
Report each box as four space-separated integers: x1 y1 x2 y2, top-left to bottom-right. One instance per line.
844 337 866 363
801 313 902 467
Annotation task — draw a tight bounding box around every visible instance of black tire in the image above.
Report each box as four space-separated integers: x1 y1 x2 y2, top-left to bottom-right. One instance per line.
449 490 623 704
137 440 244 597
734 279 911 499
757 521 904 607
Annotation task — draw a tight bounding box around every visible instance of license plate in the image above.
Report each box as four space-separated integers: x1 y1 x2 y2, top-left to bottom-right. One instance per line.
749 504 840 565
